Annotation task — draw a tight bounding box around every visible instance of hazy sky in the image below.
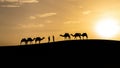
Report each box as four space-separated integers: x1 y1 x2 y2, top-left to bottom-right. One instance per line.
1 0 120 46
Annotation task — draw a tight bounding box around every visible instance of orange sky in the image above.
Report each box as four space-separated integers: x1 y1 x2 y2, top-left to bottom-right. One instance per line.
0 0 120 46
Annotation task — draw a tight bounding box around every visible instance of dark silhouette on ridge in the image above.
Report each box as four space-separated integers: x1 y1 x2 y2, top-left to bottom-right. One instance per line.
71 33 81 39
52 35 55 42
20 32 88 45
48 36 50 43
27 37 35 44
60 33 71 40
20 38 35 45
34 37 45 44
81 33 88 39
20 38 27 45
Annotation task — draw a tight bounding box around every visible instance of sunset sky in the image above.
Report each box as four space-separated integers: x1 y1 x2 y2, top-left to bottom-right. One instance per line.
1 0 120 46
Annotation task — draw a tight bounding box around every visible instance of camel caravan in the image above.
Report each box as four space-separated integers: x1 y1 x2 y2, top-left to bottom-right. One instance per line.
20 33 88 45
20 37 45 45
60 33 88 40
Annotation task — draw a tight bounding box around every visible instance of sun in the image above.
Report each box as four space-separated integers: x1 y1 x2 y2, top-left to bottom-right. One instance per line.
95 17 119 38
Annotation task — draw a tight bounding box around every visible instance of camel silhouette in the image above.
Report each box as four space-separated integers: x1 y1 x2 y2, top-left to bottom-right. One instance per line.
27 37 35 44
34 37 45 44
81 33 88 39
71 33 81 39
20 38 27 45
60 33 71 40
20 37 35 45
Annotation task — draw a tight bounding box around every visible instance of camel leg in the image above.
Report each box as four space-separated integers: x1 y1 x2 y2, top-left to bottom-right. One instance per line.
30 41 31 44
65 37 66 40
25 42 27 45
86 36 88 39
79 36 81 40
68 37 70 40
74 37 76 39
27 42 29 45
76 37 78 40
75 37 77 40
69 37 71 40
35 41 37 44
31 41 33 44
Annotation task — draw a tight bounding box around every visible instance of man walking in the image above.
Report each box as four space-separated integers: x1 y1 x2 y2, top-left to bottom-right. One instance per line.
48 36 50 43
53 35 55 42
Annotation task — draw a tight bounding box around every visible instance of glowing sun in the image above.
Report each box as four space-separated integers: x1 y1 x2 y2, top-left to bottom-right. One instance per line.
95 17 119 38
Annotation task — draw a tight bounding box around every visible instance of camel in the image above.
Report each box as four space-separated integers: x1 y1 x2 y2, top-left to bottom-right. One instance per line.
71 33 81 39
27 37 35 44
34 37 45 44
20 37 35 45
20 38 27 45
60 33 71 40
81 33 88 39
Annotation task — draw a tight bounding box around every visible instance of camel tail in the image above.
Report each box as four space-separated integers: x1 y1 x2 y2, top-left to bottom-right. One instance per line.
69 36 71 39
86 35 88 39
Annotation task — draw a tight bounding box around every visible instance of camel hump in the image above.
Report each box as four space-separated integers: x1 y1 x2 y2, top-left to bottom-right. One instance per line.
65 33 70 35
82 33 88 38
82 33 87 35
22 38 26 40
28 37 32 39
84 33 88 35
21 38 27 41
71 33 81 36
42 37 45 39
60 33 70 36
75 33 81 35
27 37 34 41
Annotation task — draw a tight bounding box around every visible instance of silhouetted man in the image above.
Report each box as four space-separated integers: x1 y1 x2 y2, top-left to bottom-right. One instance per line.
48 36 50 43
53 35 55 42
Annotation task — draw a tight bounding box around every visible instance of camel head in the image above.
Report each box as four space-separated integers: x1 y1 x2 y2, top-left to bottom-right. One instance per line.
71 34 74 36
60 34 64 37
42 37 45 40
